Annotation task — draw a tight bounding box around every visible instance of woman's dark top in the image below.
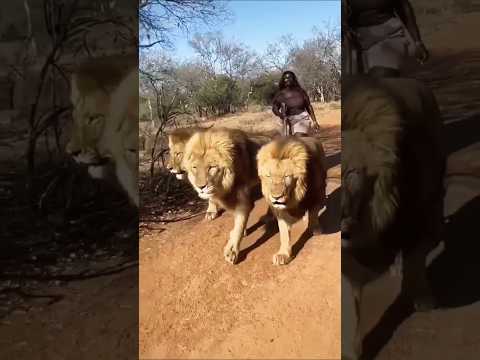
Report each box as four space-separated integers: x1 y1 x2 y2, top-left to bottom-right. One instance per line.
272 87 310 117
348 0 396 27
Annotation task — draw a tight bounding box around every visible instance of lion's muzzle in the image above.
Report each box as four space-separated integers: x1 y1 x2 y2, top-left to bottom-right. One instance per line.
195 184 214 199
269 194 288 209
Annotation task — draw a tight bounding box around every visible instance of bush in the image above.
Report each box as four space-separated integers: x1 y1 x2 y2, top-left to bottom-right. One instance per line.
250 72 280 106
195 75 242 116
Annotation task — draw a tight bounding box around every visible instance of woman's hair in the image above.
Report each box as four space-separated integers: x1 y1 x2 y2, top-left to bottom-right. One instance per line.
278 71 310 102
278 71 302 90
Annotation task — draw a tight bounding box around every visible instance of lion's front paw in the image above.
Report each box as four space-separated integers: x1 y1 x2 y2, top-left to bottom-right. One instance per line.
205 211 219 221
273 252 291 265
224 244 239 264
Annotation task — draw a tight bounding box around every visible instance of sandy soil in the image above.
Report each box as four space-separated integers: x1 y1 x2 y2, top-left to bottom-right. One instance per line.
139 104 342 359
0 259 138 360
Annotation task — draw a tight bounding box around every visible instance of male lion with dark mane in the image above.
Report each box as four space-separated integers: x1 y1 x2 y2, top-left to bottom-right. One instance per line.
167 126 220 220
257 136 327 265
182 127 270 264
341 75 445 359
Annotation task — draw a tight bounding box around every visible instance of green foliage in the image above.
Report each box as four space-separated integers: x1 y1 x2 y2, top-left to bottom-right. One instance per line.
250 72 280 106
195 75 242 115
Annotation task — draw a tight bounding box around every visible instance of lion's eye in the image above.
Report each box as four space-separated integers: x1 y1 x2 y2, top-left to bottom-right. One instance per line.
192 165 197 170
175 152 183 158
265 174 271 178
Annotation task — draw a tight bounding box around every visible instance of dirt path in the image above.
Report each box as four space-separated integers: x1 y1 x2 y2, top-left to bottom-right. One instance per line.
139 114 342 358
0 264 138 360
140 183 341 359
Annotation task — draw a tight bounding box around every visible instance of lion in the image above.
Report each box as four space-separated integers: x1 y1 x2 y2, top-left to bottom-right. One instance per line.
66 55 139 207
341 75 445 359
166 126 220 220
182 127 270 264
256 136 327 265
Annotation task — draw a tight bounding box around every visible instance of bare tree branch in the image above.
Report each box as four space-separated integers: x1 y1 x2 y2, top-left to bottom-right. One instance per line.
139 0 232 49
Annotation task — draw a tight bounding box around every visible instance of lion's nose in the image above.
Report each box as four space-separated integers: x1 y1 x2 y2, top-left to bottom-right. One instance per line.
198 185 207 191
272 194 282 200
70 150 81 157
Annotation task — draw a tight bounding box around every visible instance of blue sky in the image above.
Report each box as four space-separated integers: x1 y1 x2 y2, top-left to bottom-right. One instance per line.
169 0 340 60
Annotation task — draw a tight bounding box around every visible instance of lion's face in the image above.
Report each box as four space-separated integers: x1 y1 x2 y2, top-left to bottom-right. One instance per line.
259 164 298 210
183 132 235 200
166 137 187 180
66 78 110 167
257 140 308 210
184 152 231 200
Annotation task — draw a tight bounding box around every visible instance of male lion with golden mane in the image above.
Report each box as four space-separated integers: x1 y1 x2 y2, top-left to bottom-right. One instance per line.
66 55 139 207
167 126 220 220
341 75 445 359
257 136 327 265
182 127 270 264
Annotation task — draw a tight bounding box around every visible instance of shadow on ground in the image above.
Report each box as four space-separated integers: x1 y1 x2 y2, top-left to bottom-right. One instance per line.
361 195 480 359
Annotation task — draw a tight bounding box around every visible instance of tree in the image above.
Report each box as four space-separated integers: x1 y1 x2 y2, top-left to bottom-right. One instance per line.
195 75 242 116
250 72 281 106
140 50 191 181
139 0 231 49
262 34 298 72
189 32 259 80
290 24 341 102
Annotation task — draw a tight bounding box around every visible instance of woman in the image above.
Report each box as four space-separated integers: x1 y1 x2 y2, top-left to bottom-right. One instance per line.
343 0 429 77
272 71 320 136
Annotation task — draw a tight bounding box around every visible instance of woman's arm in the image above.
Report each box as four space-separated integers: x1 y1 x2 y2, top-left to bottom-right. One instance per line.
394 0 422 42
272 93 282 117
394 0 429 62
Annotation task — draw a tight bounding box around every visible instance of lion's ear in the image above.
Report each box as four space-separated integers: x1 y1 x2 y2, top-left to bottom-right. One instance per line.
294 175 307 203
